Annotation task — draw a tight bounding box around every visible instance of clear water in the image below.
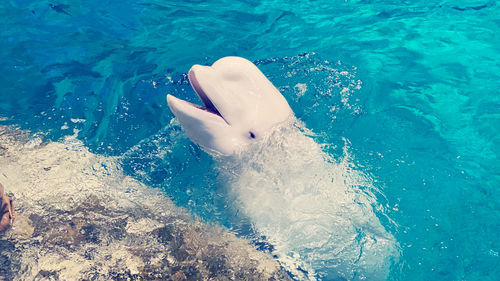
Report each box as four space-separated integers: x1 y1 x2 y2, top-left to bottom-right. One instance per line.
1 0 499 280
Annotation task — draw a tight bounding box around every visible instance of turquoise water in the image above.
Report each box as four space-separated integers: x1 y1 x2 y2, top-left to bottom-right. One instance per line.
1 0 499 280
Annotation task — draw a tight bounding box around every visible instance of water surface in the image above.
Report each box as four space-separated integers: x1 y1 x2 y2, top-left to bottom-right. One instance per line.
1 0 499 280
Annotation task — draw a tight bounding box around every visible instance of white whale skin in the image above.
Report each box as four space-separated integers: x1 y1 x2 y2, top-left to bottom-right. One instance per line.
167 56 293 155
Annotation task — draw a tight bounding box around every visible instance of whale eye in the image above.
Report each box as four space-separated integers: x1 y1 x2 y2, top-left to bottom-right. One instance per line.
249 132 256 139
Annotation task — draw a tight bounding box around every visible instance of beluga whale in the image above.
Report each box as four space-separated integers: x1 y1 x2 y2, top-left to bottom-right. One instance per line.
167 57 399 280
167 57 293 155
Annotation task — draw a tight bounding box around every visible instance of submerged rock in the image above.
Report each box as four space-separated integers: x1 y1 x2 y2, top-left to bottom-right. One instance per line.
0 126 291 281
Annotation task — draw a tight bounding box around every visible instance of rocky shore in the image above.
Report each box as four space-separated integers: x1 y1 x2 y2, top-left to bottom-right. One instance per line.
0 127 291 281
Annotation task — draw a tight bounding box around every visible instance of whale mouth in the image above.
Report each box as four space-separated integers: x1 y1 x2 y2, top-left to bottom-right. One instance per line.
187 70 224 120
166 56 294 155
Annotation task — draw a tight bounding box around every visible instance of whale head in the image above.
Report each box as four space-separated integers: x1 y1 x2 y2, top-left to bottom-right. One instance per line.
167 57 293 155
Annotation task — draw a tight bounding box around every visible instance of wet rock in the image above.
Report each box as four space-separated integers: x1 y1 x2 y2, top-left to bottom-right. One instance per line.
171 270 187 281
181 264 202 280
81 224 101 244
35 269 59 279
0 126 292 281
125 218 164 235
9 215 34 240
0 240 15 279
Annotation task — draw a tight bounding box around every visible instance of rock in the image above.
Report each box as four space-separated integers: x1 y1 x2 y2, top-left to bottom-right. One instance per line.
171 270 187 281
9 215 34 240
0 126 293 281
125 218 164 234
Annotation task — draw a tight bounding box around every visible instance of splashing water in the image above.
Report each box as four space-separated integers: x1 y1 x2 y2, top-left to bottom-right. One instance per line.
216 119 399 280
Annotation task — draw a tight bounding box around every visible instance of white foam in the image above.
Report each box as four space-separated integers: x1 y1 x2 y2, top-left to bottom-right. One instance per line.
217 119 400 280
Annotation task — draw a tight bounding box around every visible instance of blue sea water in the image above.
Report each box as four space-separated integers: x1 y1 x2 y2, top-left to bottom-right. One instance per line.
1 0 499 280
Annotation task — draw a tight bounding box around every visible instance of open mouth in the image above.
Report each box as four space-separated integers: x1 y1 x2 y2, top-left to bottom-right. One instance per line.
187 70 224 119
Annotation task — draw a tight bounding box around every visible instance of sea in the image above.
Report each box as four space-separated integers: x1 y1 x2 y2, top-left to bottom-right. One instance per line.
1 0 499 280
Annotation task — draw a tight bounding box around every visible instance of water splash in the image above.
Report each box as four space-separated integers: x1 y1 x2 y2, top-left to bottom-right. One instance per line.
216 119 400 280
